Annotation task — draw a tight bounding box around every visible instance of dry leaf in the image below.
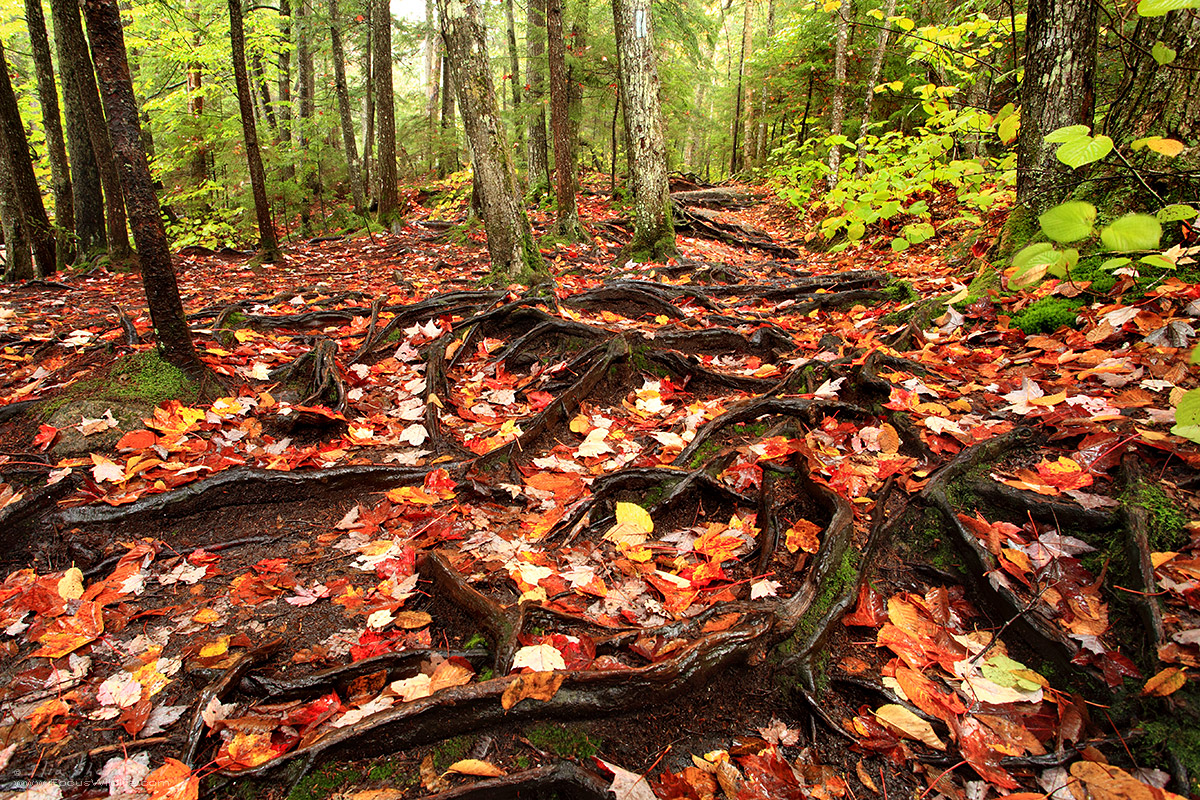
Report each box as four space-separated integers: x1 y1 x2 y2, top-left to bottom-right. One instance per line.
873 704 946 750
444 759 506 777
501 670 565 710
1142 667 1186 697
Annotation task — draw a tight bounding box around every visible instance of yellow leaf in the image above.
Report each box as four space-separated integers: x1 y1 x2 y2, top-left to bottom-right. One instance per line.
57 567 84 600
445 759 506 778
1142 666 1187 697
200 636 231 658
501 670 566 710
1147 138 1185 157
874 704 946 750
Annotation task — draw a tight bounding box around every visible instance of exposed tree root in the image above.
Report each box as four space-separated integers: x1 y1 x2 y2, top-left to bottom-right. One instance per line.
672 205 799 259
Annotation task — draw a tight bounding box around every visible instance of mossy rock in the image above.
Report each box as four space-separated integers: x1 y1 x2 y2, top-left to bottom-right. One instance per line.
46 351 197 455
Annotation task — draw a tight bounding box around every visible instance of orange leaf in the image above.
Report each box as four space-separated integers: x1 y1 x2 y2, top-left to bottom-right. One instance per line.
146 760 198 800
1142 666 1187 697
501 670 566 711
34 600 104 658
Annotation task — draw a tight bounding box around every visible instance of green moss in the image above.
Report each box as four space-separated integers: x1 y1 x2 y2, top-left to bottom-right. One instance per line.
881 280 917 304
525 724 602 759
1122 481 1188 551
1010 297 1085 336
1142 694 1200 795
108 350 196 405
365 760 403 782
463 632 489 650
431 736 472 770
995 205 1039 265
286 763 366 800
793 546 859 644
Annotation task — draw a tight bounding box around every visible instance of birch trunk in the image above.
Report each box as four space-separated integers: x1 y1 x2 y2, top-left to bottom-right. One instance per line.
826 0 850 190
612 0 675 259
855 0 896 178
437 0 546 283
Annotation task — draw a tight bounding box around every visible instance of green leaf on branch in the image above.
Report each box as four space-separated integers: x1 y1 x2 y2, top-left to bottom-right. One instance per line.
1157 204 1198 222
1101 214 1162 251
1055 135 1114 169
1191 345 1200 365
1140 254 1175 270
1100 257 1131 272
998 114 1019 144
1152 41 1177 64
1011 242 1065 287
891 238 911 252
1038 202 1096 243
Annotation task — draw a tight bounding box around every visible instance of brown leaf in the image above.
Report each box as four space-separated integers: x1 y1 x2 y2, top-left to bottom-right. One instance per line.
501 670 565 710
1141 666 1187 697
855 760 878 793
392 611 433 630
1070 761 1187 800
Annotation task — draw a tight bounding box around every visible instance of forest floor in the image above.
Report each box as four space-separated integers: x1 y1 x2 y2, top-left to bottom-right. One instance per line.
0 177 1199 800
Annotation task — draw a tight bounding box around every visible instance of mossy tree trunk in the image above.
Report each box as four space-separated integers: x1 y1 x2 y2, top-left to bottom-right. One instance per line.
503 0 523 160
547 0 584 240
825 0 850 190
526 0 551 200
423 0 440 174
49 0 106 260
437 0 548 284
81 0 205 377
373 0 402 231
0 152 33 281
24 0 72 272
612 0 675 260
329 0 366 215
0 38 56 279
1103 10 1200 205
1013 0 1097 212
229 0 282 262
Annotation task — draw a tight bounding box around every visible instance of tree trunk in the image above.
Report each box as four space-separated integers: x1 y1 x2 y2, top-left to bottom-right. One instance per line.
854 0 897 178
0 39 56 278
612 0 675 260
330 0 366 214
424 0 440 173
437 0 546 283
229 0 281 261
438 53 458 176
504 0 523 157
251 50 277 132
826 0 850 190
567 0 589 168
1103 10 1200 204
49 0 106 259
373 0 401 230
278 0 295 182
730 0 751 175
24 0 72 272
361 0 374 200
0 154 33 282
80 0 204 377
186 2 206 184
754 0 775 166
525 0 550 199
547 0 583 239
1014 0 1096 211
60 0 132 262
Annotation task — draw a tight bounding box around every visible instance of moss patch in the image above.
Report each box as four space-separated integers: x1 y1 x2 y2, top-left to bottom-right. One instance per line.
1122 481 1188 551
285 763 366 800
1010 297 1084 336
525 723 602 760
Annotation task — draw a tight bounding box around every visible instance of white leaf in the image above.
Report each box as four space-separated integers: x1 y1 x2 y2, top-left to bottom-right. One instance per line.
140 705 188 737
99 753 150 795
510 644 567 672
814 377 846 399
399 423 429 446
335 505 362 530
12 783 63 800
750 579 781 599
600 760 657 800
332 695 395 727
575 427 613 458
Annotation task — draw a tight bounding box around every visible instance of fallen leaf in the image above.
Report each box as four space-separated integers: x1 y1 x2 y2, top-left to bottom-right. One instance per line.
501 670 566 710
444 759 506 777
873 704 946 750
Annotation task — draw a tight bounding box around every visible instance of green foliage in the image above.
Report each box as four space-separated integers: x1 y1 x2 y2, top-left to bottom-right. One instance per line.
430 736 472 771
1010 297 1083 336
1171 388 1200 444
1137 0 1200 16
1045 125 1113 169
525 724 602 759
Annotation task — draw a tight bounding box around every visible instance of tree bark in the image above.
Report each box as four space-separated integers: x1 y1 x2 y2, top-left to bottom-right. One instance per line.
730 0 751 175
373 0 401 230
826 0 850 190
547 0 583 239
437 0 547 283
80 0 204 377
612 0 675 260
24 0 72 271
361 0 374 200
48 0 106 258
1014 0 1097 211
855 0 897 178
278 0 295 181
251 50 277 132
57 0 132 262
567 0 589 172
0 39 56 278
424 0 439 173
330 0 366 214
438 51 458 176
504 0 522 156
0 152 33 281
229 0 281 261
525 0 551 199
186 1 206 184
753 0 775 166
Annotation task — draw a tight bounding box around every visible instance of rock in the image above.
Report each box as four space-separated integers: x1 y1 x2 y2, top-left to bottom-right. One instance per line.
48 398 150 456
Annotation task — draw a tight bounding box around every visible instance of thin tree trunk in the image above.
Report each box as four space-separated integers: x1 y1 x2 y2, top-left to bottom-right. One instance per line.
567 0 589 165
754 0 775 165
547 0 583 239
424 0 439 173
330 0 366 213
373 0 401 229
185 2 206 184
230 0 281 261
24 0 72 271
437 0 546 282
251 50 277 132
855 0 896 178
80 0 203 376
361 0 374 199
612 0 674 259
0 156 33 281
0 39 56 278
504 0 523 156
439 53 458 176
278 0 294 181
48 0 108 258
729 0 751 175
1014 0 1097 210
525 0 550 198
826 0 850 190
